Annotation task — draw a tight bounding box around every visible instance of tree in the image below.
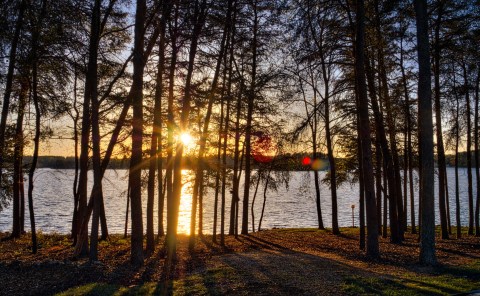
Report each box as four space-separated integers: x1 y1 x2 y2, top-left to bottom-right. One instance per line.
26 0 49 254
189 0 232 247
355 0 379 259
166 0 208 272
414 0 437 265
0 0 26 190
241 0 259 235
146 0 172 255
129 0 147 266
88 0 102 262
432 0 449 240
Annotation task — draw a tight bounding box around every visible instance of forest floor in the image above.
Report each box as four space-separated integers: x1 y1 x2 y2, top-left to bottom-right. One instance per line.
0 228 479 295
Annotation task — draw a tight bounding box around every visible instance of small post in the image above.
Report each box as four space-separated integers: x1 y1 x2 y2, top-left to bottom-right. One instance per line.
351 204 355 228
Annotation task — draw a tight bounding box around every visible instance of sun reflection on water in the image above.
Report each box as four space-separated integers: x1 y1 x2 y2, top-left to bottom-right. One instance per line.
177 170 194 235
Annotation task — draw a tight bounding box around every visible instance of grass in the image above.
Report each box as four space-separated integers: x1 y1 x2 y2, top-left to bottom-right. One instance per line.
57 261 480 296
2 228 480 295
56 267 241 296
342 261 480 296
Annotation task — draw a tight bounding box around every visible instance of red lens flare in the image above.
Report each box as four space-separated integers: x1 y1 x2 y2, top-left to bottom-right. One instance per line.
302 156 312 166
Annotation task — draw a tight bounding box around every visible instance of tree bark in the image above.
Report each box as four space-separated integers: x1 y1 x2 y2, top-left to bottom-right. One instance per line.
147 0 170 253
26 0 48 254
454 72 461 238
474 68 480 237
129 0 147 266
355 0 379 259
463 63 474 236
12 79 28 238
414 0 437 265
165 2 178 250
88 0 102 262
229 82 242 236
241 0 258 235
375 140 382 234
433 3 449 239
359 133 365 250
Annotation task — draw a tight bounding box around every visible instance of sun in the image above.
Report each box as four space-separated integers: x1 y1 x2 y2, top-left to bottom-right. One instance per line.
180 132 193 147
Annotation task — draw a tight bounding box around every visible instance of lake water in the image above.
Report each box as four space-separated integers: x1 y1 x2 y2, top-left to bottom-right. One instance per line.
0 168 476 234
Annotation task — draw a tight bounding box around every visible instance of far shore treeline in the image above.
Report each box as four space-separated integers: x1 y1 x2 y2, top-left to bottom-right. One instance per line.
23 152 480 170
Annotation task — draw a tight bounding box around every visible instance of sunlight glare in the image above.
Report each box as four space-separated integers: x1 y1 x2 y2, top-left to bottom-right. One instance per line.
180 132 193 147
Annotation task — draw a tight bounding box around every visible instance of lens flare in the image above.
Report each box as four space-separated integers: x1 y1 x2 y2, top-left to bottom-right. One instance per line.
302 156 312 166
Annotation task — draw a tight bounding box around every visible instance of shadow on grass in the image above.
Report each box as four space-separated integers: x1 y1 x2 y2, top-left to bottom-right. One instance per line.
30 231 480 296
55 250 480 296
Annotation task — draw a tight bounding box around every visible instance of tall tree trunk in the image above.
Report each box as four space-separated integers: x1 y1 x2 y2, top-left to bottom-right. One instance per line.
474 68 480 237
166 3 178 252
358 134 365 250
324 80 339 235
12 79 28 238
403 129 408 231
213 100 224 243
414 0 437 265
355 0 379 259
147 1 170 253
0 0 26 186
221 81 232 246
129 0 146 266
221 9 235 243
312 88 323 230
382 152 388 238
433 4 449 239
76 7 94 256
241 0 258 235
229 83 242 236
198 175 205 236
124 182 130 238
27 0 48 253
251 173 261 233
444 166 451 234
454 74 461 238
214 47 230 243
20 162 24 234
463 63 474 236
71 67 80 242
87 0 102 262
375 141 382 233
